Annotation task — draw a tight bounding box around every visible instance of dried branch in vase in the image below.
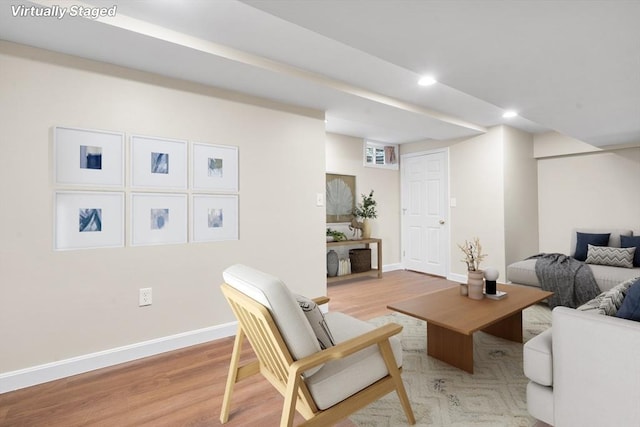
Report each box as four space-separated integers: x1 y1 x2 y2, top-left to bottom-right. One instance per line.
457 237 487 271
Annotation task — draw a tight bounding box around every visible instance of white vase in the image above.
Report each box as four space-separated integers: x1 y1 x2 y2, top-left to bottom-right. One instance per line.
467 270 484 300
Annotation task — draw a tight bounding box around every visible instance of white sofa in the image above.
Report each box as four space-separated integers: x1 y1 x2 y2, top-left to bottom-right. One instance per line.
524 306 640 426
507 228 640 292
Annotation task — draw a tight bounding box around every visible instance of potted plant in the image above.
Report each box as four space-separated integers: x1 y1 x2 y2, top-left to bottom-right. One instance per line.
326 228 347 242
353 190 377 238
457 237 487 299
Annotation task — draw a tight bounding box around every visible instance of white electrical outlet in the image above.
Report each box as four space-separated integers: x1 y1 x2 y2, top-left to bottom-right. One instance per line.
139 288 152 307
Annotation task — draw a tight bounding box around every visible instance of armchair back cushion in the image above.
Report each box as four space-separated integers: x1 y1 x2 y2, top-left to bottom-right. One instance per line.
222 264 321 369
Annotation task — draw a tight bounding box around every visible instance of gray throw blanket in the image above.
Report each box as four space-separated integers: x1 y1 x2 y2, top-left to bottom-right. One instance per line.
528 253 600 309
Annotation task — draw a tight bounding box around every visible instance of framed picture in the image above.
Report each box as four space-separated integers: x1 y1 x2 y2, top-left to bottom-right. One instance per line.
54 126 124 186
192 143 239 192
326 173 356 223
131 135 187 189
55 191 124 250
131 193 188 246
192 194 239 242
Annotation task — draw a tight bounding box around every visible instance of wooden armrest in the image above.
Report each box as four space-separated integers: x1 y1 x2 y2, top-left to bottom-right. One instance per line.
289 323 402 375
311 296 330 305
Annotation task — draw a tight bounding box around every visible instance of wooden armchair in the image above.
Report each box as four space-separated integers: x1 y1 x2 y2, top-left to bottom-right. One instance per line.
219 264 415 427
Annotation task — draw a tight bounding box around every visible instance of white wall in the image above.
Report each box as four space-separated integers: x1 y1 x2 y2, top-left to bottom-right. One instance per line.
534 131 602 158
537 147 640 253
503 126 538 266
0 41 327 374
325 133 401 269
400 128 507 278
402 128 639 278
401 126 538 280
449 127 507 277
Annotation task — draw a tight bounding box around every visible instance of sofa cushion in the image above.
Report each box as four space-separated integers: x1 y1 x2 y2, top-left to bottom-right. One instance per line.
621 235 640 267
506 259 540 287
616 278 640 321
306 312 402 410
577 277 638 316
296 294 335 349
586 264 640 292
527 382 555 426
570 228 632 257
585 245 635 268
574 232 610 261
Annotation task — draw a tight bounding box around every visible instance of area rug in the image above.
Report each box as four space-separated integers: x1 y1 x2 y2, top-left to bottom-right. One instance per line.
350 304 551 427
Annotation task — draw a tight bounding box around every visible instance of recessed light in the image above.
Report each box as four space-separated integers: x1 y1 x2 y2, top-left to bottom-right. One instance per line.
418 76 437 86
502 110 518 118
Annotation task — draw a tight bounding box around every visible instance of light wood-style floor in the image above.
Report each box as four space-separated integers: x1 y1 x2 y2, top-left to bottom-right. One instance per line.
0 271 455 426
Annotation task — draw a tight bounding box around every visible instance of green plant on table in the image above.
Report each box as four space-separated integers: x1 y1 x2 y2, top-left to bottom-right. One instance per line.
354 190 377 219
326 228 347 241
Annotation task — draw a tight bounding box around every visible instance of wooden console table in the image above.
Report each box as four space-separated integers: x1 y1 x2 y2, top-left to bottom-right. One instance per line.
326 238 382 283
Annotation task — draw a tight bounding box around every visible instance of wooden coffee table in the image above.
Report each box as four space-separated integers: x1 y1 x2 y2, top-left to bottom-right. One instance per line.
387 284 552 373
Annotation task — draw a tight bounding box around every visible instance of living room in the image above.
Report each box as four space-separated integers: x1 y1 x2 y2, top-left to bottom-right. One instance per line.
1 1 639 425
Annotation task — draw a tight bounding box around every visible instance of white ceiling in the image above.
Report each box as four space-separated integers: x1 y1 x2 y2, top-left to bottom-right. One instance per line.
1 0 639 147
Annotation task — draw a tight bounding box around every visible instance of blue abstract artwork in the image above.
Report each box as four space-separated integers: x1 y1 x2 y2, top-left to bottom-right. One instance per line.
208 208 223 228
151 152 169 174
208 157 223 177
79 208 102 232
80 145 102 170
151 208 169 230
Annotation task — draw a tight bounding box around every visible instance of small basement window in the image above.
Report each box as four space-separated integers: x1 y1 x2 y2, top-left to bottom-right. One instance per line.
363 140 398 170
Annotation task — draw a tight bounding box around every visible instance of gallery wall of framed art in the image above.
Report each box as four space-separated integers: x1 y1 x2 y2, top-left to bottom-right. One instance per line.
53 125 240 250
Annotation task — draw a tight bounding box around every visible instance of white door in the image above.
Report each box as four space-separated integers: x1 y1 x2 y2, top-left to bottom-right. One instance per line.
401 150 448 276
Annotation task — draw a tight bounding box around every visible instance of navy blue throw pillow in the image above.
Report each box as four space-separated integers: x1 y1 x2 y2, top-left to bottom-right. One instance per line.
574 232 610 261
616 279 640 321
621 235 640 267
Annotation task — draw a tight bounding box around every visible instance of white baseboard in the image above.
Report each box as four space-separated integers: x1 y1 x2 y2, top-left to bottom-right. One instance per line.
0 321 238 394
2 267 460 394
382 263 403 272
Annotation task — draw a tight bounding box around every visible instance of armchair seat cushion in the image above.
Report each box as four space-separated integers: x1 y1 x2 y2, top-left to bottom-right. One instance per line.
306 312 403 410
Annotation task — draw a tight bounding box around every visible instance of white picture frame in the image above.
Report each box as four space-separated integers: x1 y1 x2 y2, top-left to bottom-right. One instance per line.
130 193 188 246
131 135 187 189
54 191 124 250
192 194 239 242
54 126 124 186
192 143 239 192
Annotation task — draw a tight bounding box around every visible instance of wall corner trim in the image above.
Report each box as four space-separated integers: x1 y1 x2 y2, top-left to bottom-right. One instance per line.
0 322 237 394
